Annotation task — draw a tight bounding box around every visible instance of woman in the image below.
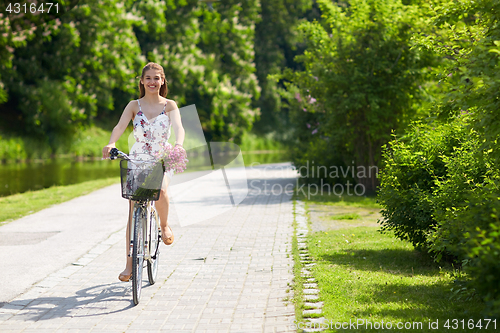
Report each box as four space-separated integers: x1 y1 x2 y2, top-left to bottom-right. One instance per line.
102 62 186 282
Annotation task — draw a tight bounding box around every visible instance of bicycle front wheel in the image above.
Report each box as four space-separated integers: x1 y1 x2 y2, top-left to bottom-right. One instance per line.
132 205 145 305
147 203 160 285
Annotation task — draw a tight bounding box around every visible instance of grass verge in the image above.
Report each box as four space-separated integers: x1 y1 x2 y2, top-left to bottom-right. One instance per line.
293 193 495 332
309 227 494 332
296 190 381 209
0 177 120 225
330 212 361 220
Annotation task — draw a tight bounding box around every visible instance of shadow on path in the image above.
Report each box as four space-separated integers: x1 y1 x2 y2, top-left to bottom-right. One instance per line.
5 283 141 321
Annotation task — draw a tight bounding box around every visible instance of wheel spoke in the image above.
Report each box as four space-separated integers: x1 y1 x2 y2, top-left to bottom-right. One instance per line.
147 204 160 285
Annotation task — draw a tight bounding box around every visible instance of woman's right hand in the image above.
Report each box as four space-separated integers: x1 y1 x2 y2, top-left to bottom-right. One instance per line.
102 143 116 160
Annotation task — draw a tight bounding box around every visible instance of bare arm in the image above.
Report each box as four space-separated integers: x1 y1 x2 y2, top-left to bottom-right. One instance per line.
169 102 185 147
102 101 135 159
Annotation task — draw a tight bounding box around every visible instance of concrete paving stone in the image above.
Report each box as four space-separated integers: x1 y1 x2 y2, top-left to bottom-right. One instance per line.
196 317 212 325
303 289 319 295
303 308 323 317
303 283 318 289
0 322 32 330
304 294 320 301
197 323 232 330
304 301 324 308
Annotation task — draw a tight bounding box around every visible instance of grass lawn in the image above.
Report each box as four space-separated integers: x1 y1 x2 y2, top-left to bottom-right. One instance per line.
293 192 496 332
0 177 120 225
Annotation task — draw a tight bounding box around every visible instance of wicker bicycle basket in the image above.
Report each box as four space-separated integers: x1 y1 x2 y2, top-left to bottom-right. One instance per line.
119 158 164 201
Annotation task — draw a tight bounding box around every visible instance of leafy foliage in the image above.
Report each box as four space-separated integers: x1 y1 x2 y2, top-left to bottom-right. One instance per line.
0 2 40 104
378 119 465 250
253 0 316 138
272 0 434 193
458 186 500 317
378 0 500 317
1 0 144 151
0 0 263 150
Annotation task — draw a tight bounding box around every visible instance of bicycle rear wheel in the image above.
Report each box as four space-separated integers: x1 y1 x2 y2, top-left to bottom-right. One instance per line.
147 204 160 285
132 205 145 305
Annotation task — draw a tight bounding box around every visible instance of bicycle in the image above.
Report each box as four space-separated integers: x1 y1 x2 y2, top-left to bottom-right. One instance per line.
109 147 163 305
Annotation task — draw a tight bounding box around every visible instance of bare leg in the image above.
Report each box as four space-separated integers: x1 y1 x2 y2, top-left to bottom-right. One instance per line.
119 200 134 279
155 176 173 244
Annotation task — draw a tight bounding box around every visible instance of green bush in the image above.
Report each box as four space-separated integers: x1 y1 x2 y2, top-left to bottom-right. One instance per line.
0 136 24 161
377 117 469 250
454 184 500 318
378 113 500 317
70 126 131 157
426 126 493 261
370 0 500 318
0 134 54 161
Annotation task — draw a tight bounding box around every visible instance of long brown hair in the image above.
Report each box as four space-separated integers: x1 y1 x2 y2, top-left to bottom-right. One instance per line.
138 62 168 98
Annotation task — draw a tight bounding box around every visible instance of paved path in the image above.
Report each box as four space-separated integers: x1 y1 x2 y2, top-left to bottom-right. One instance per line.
0 185 129 304
0 163 298 332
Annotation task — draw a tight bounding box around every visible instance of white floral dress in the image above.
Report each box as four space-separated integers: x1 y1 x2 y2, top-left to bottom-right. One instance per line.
129 99 174 182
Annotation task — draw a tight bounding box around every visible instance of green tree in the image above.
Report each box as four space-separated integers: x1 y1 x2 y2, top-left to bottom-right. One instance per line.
378 0 500 317
197 0 261 142
0 0 144 152
128 0 261 143
0 0 266 153
253 0 315 138
273 0 433 193
0 0 44 104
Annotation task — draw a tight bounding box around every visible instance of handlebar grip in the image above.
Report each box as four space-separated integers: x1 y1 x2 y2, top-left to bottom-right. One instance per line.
109 147 119 160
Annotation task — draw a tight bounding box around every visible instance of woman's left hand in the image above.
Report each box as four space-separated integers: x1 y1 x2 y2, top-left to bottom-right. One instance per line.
174 145 186 158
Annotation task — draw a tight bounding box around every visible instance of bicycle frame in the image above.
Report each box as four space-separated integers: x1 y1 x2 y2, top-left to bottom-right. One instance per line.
128 200 157 263
110 147 162 304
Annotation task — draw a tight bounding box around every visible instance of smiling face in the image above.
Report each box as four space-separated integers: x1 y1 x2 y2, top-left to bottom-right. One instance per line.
141 69 164 94
138 62 168 98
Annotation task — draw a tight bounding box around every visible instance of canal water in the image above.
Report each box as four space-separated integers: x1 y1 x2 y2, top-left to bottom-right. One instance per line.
0 152 289 197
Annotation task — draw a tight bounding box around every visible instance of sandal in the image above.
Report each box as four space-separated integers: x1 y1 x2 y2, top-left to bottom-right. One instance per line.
118 272 131 282
162 226 174 245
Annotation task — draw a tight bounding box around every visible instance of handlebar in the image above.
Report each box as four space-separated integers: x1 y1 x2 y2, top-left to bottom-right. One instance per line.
109 148 130 161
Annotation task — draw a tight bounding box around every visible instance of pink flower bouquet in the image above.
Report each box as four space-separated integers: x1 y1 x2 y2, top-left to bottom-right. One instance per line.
154 142 189 174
